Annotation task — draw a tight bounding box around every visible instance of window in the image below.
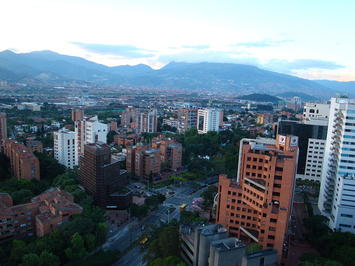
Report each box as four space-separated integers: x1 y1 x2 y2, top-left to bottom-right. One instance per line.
268 235 275 240
275 167 283 172
270 218 277 223
341 214 353 218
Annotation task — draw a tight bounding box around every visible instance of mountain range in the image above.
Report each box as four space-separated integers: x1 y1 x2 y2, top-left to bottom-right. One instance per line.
0 50 352 98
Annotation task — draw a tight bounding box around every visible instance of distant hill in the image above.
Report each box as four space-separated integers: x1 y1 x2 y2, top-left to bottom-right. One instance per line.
314 80 355 97
0 50 350 97
237 93 281 103
276 92 318 101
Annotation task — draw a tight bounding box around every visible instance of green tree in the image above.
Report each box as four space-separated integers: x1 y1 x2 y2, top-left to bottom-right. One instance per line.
11 189 34 204
20 253 40 266
10 240 28 264
39 251 60 266
65 233 87 260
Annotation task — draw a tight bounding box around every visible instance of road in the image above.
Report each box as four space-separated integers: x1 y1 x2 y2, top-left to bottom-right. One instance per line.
114 246 146 266
102 183 208 265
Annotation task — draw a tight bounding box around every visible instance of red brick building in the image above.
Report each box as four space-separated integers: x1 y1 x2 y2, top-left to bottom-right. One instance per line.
216 135 298 261
71 109 84 122
0 188 82 242
3 140 40 181
0 112 7 148
26 140 43 153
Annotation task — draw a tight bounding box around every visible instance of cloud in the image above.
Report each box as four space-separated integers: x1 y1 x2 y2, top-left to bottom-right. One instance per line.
181 44 210 49
232 39 292 48
158 50 256 65
71 42 155 58
265 59 344 73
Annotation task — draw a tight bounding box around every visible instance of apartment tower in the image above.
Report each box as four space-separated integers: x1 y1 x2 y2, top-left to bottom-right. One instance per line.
197 108 221 134
318 97 355 233
0 112 7 148
216 135 298 261
54 128 76 168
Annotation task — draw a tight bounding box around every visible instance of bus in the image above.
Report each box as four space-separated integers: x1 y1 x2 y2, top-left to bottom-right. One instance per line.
179 203 187 212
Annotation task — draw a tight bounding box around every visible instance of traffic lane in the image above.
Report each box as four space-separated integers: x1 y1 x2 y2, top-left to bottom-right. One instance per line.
114 245 146 266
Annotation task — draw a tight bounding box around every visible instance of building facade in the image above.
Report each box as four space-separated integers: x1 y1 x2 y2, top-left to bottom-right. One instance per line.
54 128 76 168
318 97 355 233
79 142 130 209
277 120 328 181
303 102 330 121
197 108 221 134
71 109 84 122
0 112 7 148
3 140 40 181
0 188 82 242
216 135 298 261
26 140 43 153
75 115 108 165
178 108 198 133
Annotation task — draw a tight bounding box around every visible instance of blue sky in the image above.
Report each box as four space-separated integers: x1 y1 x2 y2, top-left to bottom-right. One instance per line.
1 0 354 80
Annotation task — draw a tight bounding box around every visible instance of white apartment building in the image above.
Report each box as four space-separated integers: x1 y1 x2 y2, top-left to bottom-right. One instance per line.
304 138 326 181
197 108 221 134
54 128 76 168
75 115 108 164
303 102 330 121
318 97 355 233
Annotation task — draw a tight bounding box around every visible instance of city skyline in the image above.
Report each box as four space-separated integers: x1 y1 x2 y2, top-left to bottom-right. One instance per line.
1 0 355 81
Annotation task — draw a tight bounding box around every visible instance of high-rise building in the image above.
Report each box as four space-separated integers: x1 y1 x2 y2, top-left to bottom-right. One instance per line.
303 102 330 121
318 97 355 233
197 108 221 134
178 108 198 133
152 135 182 170
54 128 76 168
216 135 298 261
71 109 84 122
277 120 327 181
75 115 108 165
138 109 158 133
134 148 161 178
79 142 130 208
0 112 7 147
3 140 40 181
121 106 138 127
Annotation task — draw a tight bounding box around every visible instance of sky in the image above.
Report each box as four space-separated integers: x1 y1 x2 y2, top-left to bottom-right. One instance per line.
1 0 354 81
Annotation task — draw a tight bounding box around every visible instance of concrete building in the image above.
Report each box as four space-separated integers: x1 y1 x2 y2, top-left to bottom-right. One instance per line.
75 115 108 165
134 148 161 178
152 135 182 170
303 102 330 121
318 97 355 233
71 109 84 122
79 142 131 209
216 135 298 262
178 108 198 133
0 112 7 148
110 121 118 132
0 188 82 242
54 128 76 168
121 106 138 127
277 120 327 181
197 108 221 134
180 223 278 266
257 114 273 125
138 109 158 133
3 140 40 181
26 140 43 153
162 117 179 130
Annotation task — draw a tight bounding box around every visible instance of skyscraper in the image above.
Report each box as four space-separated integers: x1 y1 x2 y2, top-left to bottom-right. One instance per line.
277 120 327 181
178 108 198 133
54 128 76 168
318 97 355 233
138 109 158 133
216 135 298 261
197 108 221 134
75 115 108 165
79 142 130 208
0 112 7 147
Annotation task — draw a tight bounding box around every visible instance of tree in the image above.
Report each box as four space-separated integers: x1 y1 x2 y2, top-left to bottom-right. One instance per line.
107 130 118 144
11 189 34 204
39 251 60 266
10 240 28 264
201 185 217 209
65 233 87 261
20 253 40 266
